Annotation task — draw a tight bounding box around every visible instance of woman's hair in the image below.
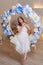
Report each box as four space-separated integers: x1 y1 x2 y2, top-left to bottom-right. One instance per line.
17 16 24 26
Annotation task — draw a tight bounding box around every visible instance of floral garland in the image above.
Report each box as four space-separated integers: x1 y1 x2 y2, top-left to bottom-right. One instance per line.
1 3 42 44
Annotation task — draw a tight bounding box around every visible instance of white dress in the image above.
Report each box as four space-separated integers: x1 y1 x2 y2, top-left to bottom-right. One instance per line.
10 26 31 54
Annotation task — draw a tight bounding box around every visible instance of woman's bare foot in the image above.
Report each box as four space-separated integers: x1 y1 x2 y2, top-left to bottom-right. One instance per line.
31 44 36 50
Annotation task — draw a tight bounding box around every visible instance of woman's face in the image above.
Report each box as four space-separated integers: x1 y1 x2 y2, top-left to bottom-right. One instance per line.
18 18 23 23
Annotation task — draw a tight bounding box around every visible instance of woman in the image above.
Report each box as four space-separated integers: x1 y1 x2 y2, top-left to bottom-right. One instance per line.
10 16 31 60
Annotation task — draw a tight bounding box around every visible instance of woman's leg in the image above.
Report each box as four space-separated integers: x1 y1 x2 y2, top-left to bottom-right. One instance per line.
24 53 28 60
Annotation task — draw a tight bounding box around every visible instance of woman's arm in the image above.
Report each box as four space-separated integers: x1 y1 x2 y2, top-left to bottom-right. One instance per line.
25 23 30 30
24 23 32 35
17 25 21 33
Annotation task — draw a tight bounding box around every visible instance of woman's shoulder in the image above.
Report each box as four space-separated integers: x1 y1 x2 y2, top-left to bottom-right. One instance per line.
17 25 20 27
